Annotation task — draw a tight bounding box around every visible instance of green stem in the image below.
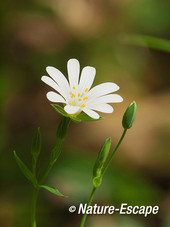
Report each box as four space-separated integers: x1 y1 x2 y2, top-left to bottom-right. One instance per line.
31 116 71 227
31 188 39 227
38 139 63 184
39 117 71 184
79 187 97 227
102 129 127 176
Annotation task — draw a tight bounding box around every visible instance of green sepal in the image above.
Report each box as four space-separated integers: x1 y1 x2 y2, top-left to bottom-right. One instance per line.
13 151 37 186
122 101 137 129
51 104 103 122
72 114 103 122
51 104 68 117
39 184 68 198
31 127 42 173
93 138 111 188
70 117 82 123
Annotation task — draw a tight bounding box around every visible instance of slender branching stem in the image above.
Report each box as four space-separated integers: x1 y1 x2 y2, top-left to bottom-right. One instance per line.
31 188 39 227
79 129 127 227
102 129 127 176
31 117 71 227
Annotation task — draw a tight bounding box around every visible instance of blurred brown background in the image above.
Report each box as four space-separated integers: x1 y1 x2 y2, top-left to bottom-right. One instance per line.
0 0 170 226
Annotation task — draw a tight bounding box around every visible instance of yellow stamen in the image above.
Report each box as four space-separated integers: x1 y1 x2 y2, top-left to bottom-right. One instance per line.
71 93 75 98
72 101 75 106
73 86 75 89
78 93 81 97
83 97 88 101
78 98 82 101
81 104 86 108
85 88 88 92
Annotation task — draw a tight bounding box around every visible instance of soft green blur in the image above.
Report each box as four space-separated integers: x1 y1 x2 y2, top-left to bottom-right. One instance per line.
1 0 170 226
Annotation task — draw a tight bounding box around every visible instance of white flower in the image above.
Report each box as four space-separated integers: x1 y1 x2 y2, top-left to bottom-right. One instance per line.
41 59 123 119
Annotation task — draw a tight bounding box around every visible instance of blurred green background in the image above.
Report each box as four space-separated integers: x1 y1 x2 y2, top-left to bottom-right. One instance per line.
1 0 170 226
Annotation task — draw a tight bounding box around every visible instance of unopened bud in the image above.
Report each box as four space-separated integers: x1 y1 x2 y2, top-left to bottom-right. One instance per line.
122 101 137 129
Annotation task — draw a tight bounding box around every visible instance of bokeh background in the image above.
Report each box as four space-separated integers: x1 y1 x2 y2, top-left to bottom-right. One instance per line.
1 0 170 226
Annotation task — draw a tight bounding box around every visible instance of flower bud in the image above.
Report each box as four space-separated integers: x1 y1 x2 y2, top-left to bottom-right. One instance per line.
122 101 137 129
93 138 111 188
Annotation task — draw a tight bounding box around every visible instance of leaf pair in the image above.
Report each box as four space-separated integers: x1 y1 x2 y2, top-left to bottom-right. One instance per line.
13 127 67 198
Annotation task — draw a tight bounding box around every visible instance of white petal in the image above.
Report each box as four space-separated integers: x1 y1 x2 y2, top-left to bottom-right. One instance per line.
88 94 123 105
82 108 100 119
64 105 80 114
88 82 120 99
90 104 113 113
41 76 61 94
67 59 80 89
79 66 96 92
46 66 70 99
46 92 66 103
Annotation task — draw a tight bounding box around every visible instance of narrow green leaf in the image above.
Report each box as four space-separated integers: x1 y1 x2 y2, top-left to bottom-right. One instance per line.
93 138 111 188
31 127 42 174
121 34 170 53
39 185 67 198
31 127 42 157
13 151 37 186
51 104 68 117
49 140 63 166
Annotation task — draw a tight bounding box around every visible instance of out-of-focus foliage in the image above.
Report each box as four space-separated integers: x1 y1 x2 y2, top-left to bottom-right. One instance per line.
121 34 170 53
0 0 170 226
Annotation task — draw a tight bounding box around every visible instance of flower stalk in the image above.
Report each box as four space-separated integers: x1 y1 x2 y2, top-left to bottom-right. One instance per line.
31 188 39 227
101 129 127 176
79 101 137 227
79 187 97 227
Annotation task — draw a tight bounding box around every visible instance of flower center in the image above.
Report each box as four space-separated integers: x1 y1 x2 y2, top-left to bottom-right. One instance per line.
70 87 89 108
